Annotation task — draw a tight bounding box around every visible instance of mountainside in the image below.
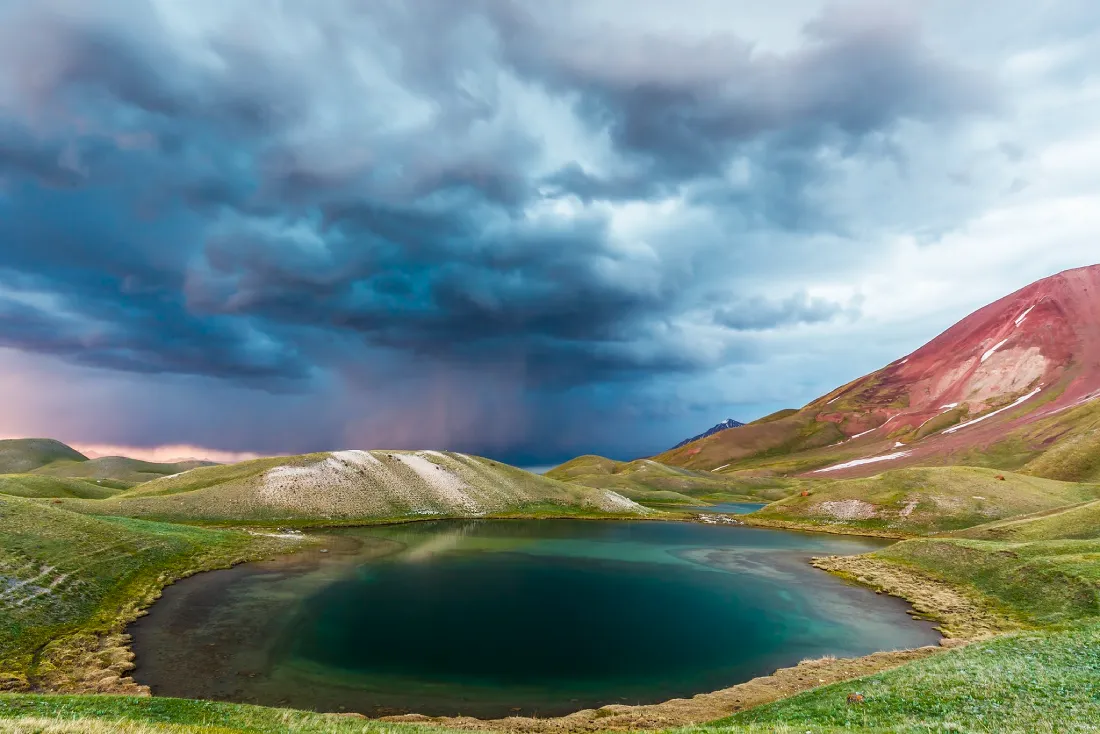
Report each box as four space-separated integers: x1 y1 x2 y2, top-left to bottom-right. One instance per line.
659 264 1100 478
0 438 88 474
671 419 745 450
64 450 648 524
546 454 794 504
30 456 216 485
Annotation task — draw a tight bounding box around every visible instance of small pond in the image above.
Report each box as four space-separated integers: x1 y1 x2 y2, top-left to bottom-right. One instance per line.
129 519 937 718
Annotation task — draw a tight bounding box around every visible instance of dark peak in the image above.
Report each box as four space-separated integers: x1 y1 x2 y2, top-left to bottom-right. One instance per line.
671 418 745 450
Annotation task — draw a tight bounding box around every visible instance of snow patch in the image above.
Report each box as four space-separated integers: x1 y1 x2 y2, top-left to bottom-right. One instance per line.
849 428 877 440
712 463 731 472
940 403 959 409
813 451 911 473
1015 304 1037 327
894 442 905 448
943 386 1043 435
981 338 1009 363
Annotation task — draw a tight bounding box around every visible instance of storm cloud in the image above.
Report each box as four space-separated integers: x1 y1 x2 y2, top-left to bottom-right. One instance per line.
0 0 1097 462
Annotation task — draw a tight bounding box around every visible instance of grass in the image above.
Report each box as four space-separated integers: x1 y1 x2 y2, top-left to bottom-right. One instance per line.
55 450 651 526
545 455 797 505
5 432 1100 731
873 537 1100 628
954 499 1100 541
655 412 849 473
0 695 461 733
0 475 123 500
30 458 215 485
0 440 87 475
749 466 1100 536
6 626 1100 733
0 494 300 691
688 622 1100 734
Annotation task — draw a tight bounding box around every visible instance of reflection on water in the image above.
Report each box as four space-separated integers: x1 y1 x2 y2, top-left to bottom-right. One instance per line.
688 502 768 514
130 520 938 718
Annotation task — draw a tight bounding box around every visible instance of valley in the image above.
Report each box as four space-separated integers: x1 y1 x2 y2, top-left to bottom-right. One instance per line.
4 269 1100 733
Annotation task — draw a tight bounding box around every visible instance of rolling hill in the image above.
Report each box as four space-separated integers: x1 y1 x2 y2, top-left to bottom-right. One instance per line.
30 456 216 485
0 474 124 500
748 466 1100 536
0 439 88 474
657 264 1100 478
0 493 300 692
547 455 796 504
952 498 1100 541
65 450 648 525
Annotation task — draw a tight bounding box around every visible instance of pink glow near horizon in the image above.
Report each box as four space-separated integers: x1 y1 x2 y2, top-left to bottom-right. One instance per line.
70 443 272 464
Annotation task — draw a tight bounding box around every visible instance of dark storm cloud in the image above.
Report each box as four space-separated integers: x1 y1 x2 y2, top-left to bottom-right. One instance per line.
715 292 862 331
0 0 993 393
492 1 994 190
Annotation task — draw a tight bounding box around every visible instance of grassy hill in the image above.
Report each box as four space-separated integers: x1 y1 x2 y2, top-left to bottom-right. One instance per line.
654 412 846 473
952 499 1100 541
30 457 215 486
546 455 797 505
0 439 87 474
0 494 299 692
0 474 124 500
64 450 648 525
748 466 1100 537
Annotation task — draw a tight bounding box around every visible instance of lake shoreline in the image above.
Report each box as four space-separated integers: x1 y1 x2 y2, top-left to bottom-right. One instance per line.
121 518 946 726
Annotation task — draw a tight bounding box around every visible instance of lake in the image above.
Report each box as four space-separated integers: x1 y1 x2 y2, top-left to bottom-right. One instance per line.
129 519 938 718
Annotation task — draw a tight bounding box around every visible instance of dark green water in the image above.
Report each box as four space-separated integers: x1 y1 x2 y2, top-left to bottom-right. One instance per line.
129 520 938 718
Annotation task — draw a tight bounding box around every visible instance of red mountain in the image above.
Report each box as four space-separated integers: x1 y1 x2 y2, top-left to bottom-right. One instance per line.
659 264 1100 478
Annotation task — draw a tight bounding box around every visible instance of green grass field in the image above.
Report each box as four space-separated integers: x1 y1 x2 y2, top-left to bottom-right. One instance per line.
686 622 1100 734
547 455 799 505
0 475 123 500
0 440 87 475
0 494 300 692
749 466 1100 536
29 457 214 485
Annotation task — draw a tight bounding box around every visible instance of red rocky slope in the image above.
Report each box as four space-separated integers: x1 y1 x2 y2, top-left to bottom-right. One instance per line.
662 264 1100 476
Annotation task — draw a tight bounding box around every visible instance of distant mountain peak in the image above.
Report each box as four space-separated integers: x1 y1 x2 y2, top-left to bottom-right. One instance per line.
671 418 744 450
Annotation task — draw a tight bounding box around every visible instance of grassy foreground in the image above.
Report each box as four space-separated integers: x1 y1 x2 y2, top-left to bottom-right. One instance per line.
4 626 1099 733
684 623 1100 734
0 495 301 692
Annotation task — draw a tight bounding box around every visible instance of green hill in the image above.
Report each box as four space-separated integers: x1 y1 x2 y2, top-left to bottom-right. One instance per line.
0 439 87 474
546 455 797 505
750 466 1100 536
953 498 1100 541
0 494 298 692
0 474 123 500
65 450 648 525
30 456 215 485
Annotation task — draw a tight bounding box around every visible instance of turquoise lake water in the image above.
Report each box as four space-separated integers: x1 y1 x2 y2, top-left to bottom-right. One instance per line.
129 519 938 718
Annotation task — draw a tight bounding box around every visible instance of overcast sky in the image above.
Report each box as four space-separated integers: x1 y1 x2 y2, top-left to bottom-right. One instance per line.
1 0 1098 465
